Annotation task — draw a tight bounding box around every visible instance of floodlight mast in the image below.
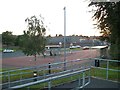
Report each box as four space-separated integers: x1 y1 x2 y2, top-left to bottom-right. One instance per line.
63 7 66 71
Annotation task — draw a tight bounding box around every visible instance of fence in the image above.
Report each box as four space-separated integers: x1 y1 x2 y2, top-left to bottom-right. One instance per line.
1 58 92 89
91 58 120 80
0 58 119 89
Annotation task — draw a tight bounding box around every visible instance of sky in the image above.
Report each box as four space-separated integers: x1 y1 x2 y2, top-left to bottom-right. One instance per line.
0 0 101 36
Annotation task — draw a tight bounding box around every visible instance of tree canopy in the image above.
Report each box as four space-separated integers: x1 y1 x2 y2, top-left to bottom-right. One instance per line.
88 1 120 59
2 31 15 48
20 15 46 59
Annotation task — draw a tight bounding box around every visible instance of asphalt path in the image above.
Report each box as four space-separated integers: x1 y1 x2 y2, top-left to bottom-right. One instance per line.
52 77 119 89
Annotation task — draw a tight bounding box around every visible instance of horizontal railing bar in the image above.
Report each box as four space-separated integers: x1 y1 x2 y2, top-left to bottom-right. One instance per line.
93 58 120 62
2 65 83 78
0 58 91 74
5 67 84 86
2 67 83 87
92 66 120 72
108 68 120 72
10 68 90 89
1 58 119 74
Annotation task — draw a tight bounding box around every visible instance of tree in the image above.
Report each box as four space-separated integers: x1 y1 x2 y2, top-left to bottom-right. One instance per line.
14 35 23 46
47 35 51 37
2 31 14 48
20 15 46 61
58 34 63 37
88 1 120 59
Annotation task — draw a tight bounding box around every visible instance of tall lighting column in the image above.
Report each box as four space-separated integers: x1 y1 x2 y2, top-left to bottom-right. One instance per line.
63 7 66 70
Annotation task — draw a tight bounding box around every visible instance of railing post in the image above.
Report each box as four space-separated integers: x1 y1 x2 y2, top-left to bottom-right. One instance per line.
20 72 22 84
43 69 46 88
8 71 10 88
48 81 51 90
71 60 73 70
64 61 66 71
82 71 85 87
27 87 30 90
78 75 81 87
106 60 109 80
88 69 91 83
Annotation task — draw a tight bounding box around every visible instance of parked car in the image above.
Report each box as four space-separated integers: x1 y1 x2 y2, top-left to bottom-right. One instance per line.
82 46 89 50
3 49 14 53
69 45 81 49
75 45 81 48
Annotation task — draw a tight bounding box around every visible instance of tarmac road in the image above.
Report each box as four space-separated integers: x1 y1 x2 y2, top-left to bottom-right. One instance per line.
2 49 100 68
2 51 25 59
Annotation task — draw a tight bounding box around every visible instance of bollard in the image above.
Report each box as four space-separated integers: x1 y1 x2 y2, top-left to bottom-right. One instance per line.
95 60 100 67
50 50 53 56
48 63 51 74
33 71 37 81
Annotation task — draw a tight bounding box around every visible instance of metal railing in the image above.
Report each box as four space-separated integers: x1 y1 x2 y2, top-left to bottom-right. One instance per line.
1 58 119 89
91 58 120 80
1 58 92 89
10 68 91 89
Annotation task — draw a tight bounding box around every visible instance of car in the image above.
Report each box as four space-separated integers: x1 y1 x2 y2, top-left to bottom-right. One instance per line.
75 45 81 48
3 49 14 53
69 45 81 49
69 46 75 49
82 46 89 50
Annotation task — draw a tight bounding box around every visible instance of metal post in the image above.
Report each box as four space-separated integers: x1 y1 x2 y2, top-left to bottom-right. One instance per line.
20 72 23 84
8 71 10 88
88 69 91 83
48 81 51 90
71 60 73 70
106 60 109 80
48 63 51 74
43 69 46 88
63 6 66 71
78 75 81 87
82 71 85 87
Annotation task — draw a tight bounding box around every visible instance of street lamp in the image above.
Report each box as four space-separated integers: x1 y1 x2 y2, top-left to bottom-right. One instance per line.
63 7 66 71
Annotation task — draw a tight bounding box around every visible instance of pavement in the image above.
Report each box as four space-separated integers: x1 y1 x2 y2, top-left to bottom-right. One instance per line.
50 77 120 90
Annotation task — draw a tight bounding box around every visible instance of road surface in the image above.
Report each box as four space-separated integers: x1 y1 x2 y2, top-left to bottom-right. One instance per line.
2 49 100 68
2 51 25 59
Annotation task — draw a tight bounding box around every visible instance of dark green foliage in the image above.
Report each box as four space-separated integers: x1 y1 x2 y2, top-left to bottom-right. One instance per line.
14 35 22 46
2 31 15 48
19 15 46 58
88 1 120 59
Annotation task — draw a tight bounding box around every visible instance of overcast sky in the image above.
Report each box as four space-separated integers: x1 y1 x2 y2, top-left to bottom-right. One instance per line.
0 0 101 36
